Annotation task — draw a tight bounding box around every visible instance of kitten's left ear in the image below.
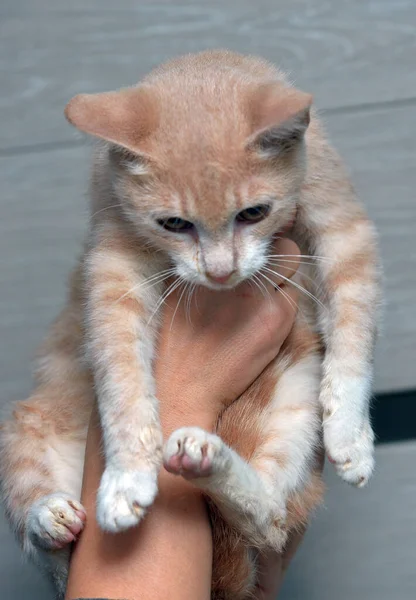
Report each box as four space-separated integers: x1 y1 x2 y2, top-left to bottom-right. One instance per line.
247 84 313 157
64 86 157 153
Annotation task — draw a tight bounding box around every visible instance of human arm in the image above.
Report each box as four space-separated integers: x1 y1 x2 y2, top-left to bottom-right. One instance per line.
65 239 300 600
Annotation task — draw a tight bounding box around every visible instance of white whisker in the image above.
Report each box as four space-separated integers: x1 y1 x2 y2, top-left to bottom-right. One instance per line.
146 276 183 326
90 204 123 219
267 258 318 267
170 280 189 331
257 271 298 313
248 276 262 299
252 273 272 304
267 259 325 296
246 279 256 296
185 283 196 326
266 254 333 264
193 285 201 316
262 266 327 311
113 268 176 306
276 283 299 314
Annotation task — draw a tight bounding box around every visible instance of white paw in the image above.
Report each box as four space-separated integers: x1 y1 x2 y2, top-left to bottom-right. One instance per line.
324 412 375 487
163 427 228 479
27 493 86 550
96 468 158 533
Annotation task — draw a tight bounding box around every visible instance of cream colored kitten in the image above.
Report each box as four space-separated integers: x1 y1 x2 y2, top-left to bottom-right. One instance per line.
0 51 380 599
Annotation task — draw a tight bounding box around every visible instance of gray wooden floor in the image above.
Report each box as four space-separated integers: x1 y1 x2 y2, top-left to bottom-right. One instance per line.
0 1 415 598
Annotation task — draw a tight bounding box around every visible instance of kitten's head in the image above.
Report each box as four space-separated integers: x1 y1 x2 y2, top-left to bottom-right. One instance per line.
65 55 312 289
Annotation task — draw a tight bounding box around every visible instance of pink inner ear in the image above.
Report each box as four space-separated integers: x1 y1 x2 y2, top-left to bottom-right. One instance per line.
250 83 312 132
64 87 159 151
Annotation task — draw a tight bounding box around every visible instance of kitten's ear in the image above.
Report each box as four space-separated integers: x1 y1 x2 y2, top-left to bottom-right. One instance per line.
247 84 312 157
64 87 157 152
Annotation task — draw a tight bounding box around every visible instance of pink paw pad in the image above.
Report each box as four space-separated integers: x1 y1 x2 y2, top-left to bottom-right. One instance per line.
164 428 225 481
181 448 213 478
29 494 87 550
164 442 212 478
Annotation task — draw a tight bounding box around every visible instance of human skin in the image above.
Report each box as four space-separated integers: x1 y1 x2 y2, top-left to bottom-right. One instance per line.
66 238 302 600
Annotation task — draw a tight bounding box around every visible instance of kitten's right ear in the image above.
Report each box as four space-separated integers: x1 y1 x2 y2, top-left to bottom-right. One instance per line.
64 87 158 153
247 83 312 158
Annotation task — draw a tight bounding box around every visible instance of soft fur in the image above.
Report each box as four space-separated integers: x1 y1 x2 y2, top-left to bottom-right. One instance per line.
0 51 380 599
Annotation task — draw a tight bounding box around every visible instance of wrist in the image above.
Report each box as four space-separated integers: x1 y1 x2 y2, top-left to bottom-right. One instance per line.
157 377 217 437
156 376 218 507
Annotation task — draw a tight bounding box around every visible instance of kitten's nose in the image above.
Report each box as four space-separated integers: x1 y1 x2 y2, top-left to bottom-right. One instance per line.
206 270 236 284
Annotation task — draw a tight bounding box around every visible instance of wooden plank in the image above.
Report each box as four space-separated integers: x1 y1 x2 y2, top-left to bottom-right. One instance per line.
1 0 415 149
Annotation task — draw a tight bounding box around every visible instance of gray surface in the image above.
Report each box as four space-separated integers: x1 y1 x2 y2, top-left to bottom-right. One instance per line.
0 1 415 599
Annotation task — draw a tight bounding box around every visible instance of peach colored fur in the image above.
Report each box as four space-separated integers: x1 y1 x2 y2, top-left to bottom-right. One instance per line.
0 51 380 599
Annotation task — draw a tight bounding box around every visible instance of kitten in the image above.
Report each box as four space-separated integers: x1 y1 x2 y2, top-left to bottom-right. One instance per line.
0 50 380 599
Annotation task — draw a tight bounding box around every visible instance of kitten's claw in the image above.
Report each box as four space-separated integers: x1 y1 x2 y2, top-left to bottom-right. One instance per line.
324 414 375 486
27 493 86 550
96 468 158 533
164 427 227 479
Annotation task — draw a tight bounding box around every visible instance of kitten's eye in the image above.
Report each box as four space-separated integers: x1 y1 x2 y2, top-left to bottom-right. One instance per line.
236 204 271 224
157 217 194 233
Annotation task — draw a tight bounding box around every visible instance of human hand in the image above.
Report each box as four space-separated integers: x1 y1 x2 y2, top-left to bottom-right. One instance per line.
156 237 300 431
66 238 302 600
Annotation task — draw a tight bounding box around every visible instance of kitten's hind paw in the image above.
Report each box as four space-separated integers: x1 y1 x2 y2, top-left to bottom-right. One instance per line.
96 468 158 533
163 427 228 479
27 493 86 550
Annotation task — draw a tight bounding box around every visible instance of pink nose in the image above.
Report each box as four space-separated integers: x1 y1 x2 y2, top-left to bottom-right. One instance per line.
206 271 235 284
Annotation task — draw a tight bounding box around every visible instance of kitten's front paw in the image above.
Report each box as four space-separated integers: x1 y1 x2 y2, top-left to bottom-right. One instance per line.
324 413 375 487
96 468 158 533
27 493 86 550
163 427 228 479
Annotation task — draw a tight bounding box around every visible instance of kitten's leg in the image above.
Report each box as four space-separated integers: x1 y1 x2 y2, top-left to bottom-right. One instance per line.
0 289 92 597
0 394 89 598
165 426 288 549
86 224 165 533
164 354 322 551
301 197 381 485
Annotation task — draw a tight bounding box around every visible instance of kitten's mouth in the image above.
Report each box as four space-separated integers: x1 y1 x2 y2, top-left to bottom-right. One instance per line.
204 279 240 291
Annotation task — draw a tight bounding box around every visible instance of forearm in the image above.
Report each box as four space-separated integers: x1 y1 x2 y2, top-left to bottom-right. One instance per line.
65 235 304 600
66 393 215 600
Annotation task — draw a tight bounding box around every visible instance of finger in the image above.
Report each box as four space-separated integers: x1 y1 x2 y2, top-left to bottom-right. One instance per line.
274 281 298 318
254 282 298 369
265 283 299 349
